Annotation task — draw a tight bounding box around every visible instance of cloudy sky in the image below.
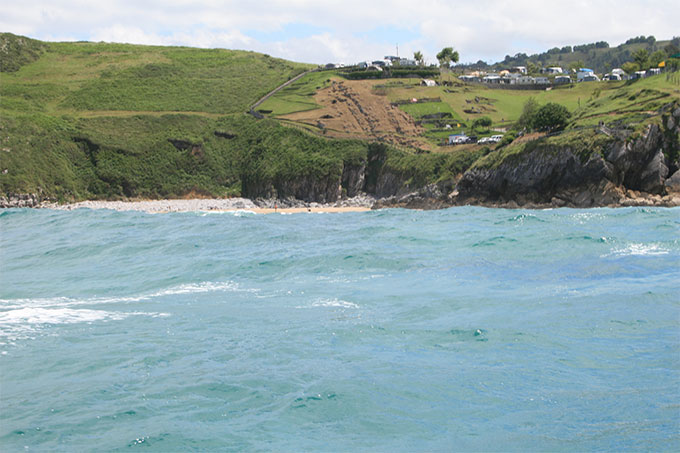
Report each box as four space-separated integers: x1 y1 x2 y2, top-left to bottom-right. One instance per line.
2 0 677 64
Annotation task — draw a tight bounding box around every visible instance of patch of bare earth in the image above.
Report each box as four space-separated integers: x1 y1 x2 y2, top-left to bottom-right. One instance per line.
281 79 432 151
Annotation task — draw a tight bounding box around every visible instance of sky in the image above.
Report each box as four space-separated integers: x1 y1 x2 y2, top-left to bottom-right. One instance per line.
2 0 677 65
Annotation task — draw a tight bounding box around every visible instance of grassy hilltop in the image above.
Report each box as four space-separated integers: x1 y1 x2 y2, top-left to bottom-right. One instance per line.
1 32 679 203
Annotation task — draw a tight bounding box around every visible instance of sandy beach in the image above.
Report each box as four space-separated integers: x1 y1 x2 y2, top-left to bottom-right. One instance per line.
44 197 375 214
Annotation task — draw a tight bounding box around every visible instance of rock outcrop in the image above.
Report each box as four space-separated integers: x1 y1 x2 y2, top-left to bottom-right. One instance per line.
453 104 680 208
0 193 41 208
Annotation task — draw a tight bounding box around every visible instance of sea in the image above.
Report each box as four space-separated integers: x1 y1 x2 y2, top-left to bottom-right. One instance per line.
1 206 678 452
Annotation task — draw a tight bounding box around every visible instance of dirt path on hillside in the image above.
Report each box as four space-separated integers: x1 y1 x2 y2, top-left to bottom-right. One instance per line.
281 79 429 150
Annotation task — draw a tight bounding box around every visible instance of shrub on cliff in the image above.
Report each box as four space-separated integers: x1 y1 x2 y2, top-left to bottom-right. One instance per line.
516 98 539 131
531 103 571 132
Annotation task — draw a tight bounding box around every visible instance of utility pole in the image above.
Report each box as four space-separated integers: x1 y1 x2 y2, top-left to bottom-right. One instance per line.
396 44 399 59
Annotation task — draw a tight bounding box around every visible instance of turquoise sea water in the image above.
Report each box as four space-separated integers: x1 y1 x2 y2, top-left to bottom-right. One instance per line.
1 206 679 451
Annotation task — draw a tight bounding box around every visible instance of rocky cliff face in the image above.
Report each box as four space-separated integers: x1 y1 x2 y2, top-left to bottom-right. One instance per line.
4 106 679 210
241 172 342 204
0 192 42 208
454 104 680 208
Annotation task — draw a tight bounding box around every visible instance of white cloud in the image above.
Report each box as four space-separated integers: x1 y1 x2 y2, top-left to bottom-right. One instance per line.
89 25 254 50
1 0 677 64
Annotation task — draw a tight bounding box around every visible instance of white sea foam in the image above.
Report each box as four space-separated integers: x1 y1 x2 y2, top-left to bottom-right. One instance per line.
0 281 251 309
308 298 360 309
198 210 257 217
0 308 169 342
605 243 670 257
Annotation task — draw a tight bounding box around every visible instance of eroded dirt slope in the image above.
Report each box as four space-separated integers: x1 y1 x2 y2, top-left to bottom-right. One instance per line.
281 79 429 150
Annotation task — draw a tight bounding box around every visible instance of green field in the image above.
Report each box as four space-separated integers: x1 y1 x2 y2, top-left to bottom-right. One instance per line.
257 71 336 116
0 34 312 116
259 67 679 147
387 77 679 130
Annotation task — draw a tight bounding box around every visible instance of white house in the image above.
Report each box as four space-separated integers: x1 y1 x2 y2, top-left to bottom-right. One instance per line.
611 68 625 77
535 76 550 84
399 58 417 67
459 75 479 82
502 73 521 84
511 66 527 74
483 74 502 84
546 67 563 74
554 75 571 84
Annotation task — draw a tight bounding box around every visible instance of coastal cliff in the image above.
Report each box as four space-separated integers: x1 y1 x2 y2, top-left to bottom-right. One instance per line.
452 104 680 208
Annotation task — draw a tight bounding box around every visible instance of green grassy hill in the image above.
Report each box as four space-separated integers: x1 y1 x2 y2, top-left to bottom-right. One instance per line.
1 33 679 204
1 32 311 115
0 33 367 201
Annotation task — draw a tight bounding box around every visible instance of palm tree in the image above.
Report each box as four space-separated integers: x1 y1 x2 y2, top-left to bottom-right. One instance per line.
414 51 424 66
436 47 459 83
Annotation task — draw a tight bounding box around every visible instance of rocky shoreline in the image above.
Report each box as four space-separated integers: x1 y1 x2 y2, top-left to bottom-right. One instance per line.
3 103 679 212
1 194 378 213
1 188 678 213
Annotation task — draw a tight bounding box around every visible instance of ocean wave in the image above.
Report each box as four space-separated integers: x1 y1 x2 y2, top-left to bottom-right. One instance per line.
0 307 169 342
298 298 360 309
605 243 670 257
495 213 547 225
471 236 518 247
0 281 252 309
198 210 257 217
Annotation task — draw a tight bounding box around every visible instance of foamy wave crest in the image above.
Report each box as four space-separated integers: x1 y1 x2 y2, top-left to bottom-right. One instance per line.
605 243 670 257
0 281 250 309
299 298 359 309
0 308 169 342
198 210 257 217
148 281 244 297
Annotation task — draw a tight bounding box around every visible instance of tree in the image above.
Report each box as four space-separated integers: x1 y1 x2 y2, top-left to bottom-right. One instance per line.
649 49 666 68
517 97 539 130
568 60 585 72
526 61 539 74
436 47 459 68
472 116 492 131
414 51 424 66
632 48 649 70
531 103 571 132
665 42 680 57
621 62 638 75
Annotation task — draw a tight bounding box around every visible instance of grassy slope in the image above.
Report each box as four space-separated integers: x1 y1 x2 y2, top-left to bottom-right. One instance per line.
0 34 432 201
1 37 312 115
262 69 678 148
1 33 678 202
257 71 336 115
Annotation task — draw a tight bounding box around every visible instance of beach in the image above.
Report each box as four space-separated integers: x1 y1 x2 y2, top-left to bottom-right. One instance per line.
43 196 375 214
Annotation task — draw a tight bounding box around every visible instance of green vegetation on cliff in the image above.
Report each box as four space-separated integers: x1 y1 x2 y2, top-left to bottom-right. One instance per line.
1 33 678 203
